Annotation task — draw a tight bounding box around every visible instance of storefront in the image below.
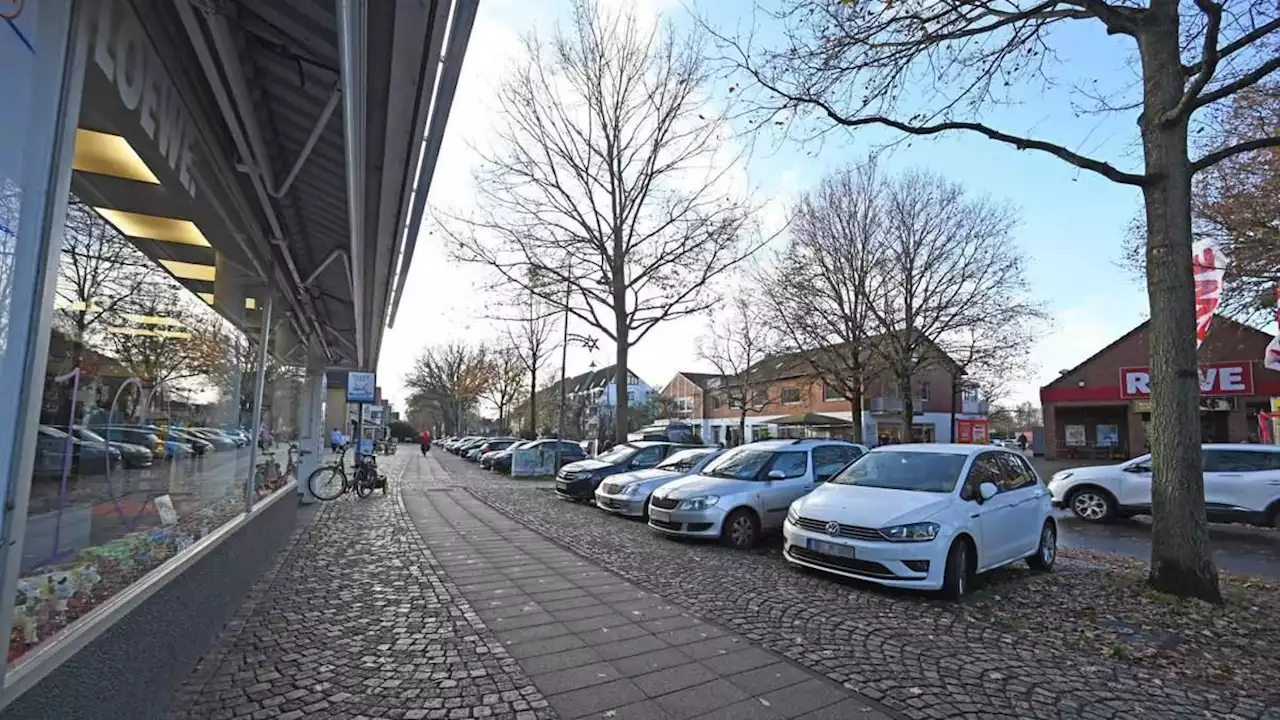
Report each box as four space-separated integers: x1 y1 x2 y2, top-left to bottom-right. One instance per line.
0 2 472 717
1040 317 1280 460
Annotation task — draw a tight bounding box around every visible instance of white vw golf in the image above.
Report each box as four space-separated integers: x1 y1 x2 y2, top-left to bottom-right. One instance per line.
783 444 1056 599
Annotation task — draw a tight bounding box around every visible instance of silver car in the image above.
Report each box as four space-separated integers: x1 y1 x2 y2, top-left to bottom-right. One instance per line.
595 447 725 518
647 439 867 549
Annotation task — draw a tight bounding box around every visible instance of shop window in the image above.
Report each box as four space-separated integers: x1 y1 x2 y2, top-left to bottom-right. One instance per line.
10 195 290 665
780 387 802 405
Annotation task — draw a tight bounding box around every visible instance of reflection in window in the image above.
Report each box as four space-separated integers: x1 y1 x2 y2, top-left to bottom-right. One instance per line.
10 197 292 664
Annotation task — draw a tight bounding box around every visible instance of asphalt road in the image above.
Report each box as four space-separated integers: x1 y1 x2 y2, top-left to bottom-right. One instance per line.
1055 510 1280 579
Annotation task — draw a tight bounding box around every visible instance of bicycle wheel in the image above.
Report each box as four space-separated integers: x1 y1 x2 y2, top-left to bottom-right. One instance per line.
309 465 347 501
355 472 373 498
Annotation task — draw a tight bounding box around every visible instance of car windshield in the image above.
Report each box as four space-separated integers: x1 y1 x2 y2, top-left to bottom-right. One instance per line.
831 451 968 493
595 445 638 463
703 449 773 480
657 449 711 471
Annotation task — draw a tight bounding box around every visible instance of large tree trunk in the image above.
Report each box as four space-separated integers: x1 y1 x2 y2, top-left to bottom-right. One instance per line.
614 335 630 445
1138 8 1222 603
529 365 538 438
739 410 748 447
848 390 863 443
899 376 915 443
949 372 959 444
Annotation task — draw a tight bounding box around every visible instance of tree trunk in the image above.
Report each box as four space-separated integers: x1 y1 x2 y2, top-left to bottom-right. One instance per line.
949 372 959 444
848 391 863 443
1137 8 1221 603
529 365 538 438
739 410 747 447
899 376 915 443
614 329 630 446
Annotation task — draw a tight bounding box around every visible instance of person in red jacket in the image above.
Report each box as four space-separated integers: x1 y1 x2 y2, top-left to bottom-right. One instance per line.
419 429 432 456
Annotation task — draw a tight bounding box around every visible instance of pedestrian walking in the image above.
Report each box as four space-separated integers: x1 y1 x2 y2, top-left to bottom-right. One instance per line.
330 427 343 454
420 429 432 456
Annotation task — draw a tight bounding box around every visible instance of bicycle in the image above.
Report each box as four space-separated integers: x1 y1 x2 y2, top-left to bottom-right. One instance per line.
308 446 384 500
255 444 300 497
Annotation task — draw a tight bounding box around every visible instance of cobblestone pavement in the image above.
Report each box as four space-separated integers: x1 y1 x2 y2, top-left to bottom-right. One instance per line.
431 452 1280 720
402 467 892 720
169 454 554 720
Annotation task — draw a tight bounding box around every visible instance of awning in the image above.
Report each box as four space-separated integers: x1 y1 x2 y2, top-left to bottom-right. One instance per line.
771 413 852 426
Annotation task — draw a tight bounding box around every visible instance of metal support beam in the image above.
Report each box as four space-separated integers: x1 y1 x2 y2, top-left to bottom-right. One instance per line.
245 297 274 512
337 0 367 367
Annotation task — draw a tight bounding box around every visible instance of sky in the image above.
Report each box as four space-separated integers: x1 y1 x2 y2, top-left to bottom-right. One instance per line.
377 0 1162 414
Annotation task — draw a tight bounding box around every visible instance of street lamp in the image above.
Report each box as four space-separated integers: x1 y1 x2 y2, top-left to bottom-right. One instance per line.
556 326 598 473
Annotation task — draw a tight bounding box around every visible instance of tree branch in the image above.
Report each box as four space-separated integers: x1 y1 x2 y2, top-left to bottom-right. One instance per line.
1191 134 1280 173
1161 0 1223 125
1192 55 1280 111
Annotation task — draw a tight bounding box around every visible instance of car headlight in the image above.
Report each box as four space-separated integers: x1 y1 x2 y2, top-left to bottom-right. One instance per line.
618 484 639 496
786 506 800 525
677 495 719 511
1051 471 1072 483
879 522 940 542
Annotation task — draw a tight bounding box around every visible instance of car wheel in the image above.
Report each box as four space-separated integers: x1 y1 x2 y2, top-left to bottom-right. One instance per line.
941 538 973 601
721 508 759 550
1026 521 1056 571
1068 487 1115 523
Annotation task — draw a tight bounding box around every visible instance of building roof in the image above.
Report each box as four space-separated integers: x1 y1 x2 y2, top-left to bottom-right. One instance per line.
1039 314 1275 391
673 372 724 389
546 364 652 396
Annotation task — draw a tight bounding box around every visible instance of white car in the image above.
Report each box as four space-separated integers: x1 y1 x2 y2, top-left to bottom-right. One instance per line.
595 447 724 517
1048 444 1280 527
783 444 1055 599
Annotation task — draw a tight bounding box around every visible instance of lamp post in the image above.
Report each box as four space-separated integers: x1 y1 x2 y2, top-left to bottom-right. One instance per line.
552 266 599 473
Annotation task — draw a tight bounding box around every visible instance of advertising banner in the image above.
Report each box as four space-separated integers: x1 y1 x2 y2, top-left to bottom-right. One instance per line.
512 447 556 477
1191 239 1228 348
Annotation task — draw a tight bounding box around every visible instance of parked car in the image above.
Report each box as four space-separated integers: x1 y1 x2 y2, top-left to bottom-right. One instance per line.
64 426 154 469
479 439 522 469
452 436 483 455
556 441 700 501
184 428 239 452
595 447 724 518
467 437 517 462
1048 443 1280 527
491 439 583 474
784 444 1055 599
89 425 172 460
35 425 122 476
646 439 867 549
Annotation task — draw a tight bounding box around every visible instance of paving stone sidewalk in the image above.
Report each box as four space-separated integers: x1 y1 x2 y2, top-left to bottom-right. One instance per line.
168 455 553 720
401 469 894 720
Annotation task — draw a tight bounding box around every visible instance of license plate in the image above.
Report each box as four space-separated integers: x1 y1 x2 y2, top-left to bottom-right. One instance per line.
556 481 568 489
599 498 618 508
650 509 671 523
807 538 856 559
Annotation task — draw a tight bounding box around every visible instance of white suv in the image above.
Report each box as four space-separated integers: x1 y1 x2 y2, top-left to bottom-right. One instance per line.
784 444 1055 599
1048 443 1280 527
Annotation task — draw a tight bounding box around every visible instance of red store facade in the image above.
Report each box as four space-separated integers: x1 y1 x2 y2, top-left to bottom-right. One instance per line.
1040 316 1280 461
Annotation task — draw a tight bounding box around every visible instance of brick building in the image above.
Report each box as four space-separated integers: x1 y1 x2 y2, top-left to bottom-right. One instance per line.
1039 316 1280 460
661 348 987 446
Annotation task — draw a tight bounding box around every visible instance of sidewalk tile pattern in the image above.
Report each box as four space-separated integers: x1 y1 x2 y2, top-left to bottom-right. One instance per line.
402 480 890 720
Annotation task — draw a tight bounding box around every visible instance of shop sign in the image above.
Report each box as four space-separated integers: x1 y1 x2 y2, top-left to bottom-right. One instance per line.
88 1 199 198
1133 397 1237 413
1119 362 1254 399
346 371 376 403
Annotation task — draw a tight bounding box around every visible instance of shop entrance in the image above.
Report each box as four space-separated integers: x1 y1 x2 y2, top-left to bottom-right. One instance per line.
1200 411 1230 443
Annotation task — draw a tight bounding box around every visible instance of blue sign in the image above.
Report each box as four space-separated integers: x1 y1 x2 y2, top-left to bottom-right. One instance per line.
346 371 376 403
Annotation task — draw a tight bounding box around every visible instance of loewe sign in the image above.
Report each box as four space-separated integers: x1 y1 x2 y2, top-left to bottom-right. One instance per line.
1119 362 1254 399
87 0 199 199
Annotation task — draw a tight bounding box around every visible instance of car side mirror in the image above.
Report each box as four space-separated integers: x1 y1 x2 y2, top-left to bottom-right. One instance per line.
978 482 999 502
766 469 786 480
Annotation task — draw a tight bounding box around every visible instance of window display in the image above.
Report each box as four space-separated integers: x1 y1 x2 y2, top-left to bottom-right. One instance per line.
9 198 274 664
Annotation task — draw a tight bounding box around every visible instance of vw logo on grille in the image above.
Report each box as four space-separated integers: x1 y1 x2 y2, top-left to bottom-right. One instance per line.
825 521 840 536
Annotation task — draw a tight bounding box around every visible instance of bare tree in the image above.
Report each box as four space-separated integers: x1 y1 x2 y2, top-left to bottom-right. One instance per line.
720 0 1280 602
757 164 887 443
55 199 160 361
481 348 528 433
698 295 778 445
505 285 559 436
445 0 765 444
404 343 494 434
860 170 1025 441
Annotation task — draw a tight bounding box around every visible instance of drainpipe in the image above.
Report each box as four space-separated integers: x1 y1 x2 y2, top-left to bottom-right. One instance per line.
337 0 367 368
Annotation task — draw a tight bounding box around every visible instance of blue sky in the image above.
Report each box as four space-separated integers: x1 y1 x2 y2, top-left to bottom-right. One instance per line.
377 0 1158 410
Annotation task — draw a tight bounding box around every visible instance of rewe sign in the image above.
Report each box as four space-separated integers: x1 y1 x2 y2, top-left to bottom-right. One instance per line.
1119 362 1254 399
